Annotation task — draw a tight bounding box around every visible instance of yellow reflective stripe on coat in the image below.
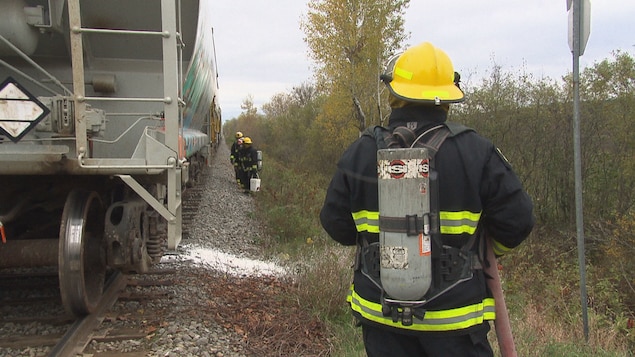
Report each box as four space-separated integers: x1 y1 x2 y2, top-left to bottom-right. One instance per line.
347 285 495 332
439 211 481 235
352 210 380 233
491 239 512 256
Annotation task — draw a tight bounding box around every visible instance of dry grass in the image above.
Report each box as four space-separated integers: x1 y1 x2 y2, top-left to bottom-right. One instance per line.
290 241 634 356
489 297 632 356
291 243 355 319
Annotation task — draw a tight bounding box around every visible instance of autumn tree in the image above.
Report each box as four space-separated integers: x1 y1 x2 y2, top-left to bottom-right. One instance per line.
260 83 322 168
457 65 572 225
231 95 265 149
578 50 635 217
239 95 258 118
301 0 409 138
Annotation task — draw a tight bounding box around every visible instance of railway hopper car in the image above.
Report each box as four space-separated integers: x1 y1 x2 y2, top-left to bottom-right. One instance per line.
0 0 221 316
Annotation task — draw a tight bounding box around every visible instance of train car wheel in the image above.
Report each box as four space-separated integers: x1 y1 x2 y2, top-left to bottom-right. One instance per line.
58 190 106 316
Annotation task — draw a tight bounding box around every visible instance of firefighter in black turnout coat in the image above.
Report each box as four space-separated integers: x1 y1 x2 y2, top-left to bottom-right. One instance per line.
230 131 243 184
237 137 258 193
319 42 534 356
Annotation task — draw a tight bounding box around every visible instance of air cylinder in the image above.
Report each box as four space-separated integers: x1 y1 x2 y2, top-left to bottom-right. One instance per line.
377 148 432 301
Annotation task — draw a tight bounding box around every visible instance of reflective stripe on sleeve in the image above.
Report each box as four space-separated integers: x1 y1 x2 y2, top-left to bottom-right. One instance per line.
491 239 512 256
346 285 495 332
440 211 481 235
352 210 380 233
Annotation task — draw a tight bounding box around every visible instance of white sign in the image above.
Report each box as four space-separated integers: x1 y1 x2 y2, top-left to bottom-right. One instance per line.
567 0 591 56
0 77 50 142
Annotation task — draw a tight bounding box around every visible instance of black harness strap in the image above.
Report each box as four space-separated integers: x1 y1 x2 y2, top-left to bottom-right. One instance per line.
379 214 424 236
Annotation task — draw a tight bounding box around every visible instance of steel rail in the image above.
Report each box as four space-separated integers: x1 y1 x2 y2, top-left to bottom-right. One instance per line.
48 272 128 357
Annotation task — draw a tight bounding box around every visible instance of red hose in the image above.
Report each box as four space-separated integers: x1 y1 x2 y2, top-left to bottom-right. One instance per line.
485 237 517 357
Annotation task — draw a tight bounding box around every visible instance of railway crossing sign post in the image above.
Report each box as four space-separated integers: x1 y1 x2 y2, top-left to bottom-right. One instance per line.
567 0 591 343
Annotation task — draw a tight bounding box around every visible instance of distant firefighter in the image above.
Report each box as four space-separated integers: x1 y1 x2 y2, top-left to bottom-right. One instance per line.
237 137 259 193
230 131 244 184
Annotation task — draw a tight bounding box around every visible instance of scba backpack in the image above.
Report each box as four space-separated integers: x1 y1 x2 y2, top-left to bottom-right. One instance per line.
360 122 481 325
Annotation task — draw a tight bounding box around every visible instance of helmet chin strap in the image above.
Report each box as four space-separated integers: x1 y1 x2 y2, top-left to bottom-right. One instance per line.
379 73 393 83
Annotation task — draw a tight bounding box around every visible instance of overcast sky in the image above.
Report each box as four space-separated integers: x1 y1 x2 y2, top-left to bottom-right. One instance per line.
208 1 635 120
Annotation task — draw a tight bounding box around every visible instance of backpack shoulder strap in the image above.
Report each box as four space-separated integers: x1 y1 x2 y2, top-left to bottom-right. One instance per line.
364 122 474 151
419 126 450 155
362 125 392 149
364 125 420 149
415 122 474 155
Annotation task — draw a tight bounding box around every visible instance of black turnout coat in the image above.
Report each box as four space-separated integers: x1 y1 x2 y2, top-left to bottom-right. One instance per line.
320 105 534 335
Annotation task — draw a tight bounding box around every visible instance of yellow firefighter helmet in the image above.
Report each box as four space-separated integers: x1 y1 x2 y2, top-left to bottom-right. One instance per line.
381 42 464 105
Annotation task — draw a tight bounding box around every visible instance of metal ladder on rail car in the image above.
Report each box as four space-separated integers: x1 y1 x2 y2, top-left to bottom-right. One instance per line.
66 0 184 249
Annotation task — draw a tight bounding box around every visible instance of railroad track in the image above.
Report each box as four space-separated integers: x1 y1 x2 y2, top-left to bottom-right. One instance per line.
0 168 210 356
0 265 186 356
181 166 210 239
0 268 124 356
48 272 128 356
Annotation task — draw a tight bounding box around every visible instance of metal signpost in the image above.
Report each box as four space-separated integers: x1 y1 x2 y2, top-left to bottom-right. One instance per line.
567 0 591 343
